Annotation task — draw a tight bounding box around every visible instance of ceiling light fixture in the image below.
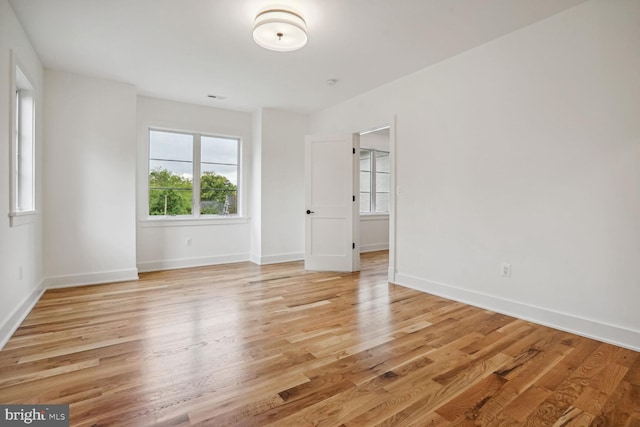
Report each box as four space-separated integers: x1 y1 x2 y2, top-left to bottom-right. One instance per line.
253 8 307 52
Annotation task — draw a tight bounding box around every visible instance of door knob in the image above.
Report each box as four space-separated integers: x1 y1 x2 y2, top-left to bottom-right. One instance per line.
306 210 315 214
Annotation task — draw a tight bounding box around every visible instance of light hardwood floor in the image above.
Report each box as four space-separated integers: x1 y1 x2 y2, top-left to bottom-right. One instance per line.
0 251 639 426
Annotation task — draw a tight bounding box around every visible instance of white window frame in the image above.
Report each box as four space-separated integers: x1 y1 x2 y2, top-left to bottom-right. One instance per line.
360 148 390 215
9 50 37 227
145 128 242 222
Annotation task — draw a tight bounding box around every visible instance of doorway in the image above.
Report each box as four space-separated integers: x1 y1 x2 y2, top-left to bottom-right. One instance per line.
358 125 394 281
303 121 395 280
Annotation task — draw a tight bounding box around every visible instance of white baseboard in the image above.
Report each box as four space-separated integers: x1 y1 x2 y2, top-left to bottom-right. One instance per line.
360 243 389 253
45 268 139 289
251 252 304 265
395 273 640 352
137 254 249 273
0 278 46 350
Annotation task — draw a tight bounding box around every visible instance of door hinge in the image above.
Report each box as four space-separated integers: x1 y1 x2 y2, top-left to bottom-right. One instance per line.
353 195 355 202
353 148 356 154
352 242 355 249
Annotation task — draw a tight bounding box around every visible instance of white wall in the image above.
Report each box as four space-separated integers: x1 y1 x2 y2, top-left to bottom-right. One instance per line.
44 70 138 287
360 216 389 253
136 96 252 271
0 0 45 347
311 0 640 350
254 108 308 264
360 131 390 252
250 109 263 263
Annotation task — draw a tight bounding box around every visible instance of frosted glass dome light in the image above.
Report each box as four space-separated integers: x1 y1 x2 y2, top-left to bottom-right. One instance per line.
253 8 308 52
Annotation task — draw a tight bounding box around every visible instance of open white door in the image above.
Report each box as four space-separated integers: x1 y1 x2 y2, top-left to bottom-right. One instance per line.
305 134 360 272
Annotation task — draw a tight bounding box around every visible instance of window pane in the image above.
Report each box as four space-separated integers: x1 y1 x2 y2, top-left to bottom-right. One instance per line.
201 136 239 215
360 193 371 213
12 65 36 214
376 151 390 173
202 136 238 165
149 130 193 216
376 171 390 192
16 89 34 212
376 192 389 213
360 150 371 171
360 171 370 193
200 170 237 215
149 130 193 162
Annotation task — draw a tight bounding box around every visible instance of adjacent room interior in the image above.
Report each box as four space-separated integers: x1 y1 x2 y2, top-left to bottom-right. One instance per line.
1 0 639 425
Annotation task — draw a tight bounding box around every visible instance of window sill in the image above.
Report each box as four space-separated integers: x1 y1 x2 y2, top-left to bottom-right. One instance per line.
360 213 390 221
9 210 38 227
140 216 250 227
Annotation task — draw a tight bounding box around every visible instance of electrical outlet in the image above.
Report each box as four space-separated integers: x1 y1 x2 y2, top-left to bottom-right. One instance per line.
501 262 511 277
186 238 192 246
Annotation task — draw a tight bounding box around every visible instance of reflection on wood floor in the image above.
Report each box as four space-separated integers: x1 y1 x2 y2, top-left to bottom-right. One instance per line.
0 251 638 426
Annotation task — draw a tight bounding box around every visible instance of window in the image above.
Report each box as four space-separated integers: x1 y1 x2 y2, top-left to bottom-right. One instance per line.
360 149 389 214
10 63 36 226
148 129 239 218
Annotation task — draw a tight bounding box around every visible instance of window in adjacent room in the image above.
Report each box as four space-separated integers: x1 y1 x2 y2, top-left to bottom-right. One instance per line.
148 129 239 218
359 149 389 214
9 63 36 226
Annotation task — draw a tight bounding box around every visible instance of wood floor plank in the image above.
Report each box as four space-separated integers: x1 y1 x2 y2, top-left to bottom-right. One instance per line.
1 251 638 426
501 385 553 423
434 371 508 421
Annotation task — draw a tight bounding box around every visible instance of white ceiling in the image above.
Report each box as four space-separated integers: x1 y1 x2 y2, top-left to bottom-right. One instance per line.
9 0 587 114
